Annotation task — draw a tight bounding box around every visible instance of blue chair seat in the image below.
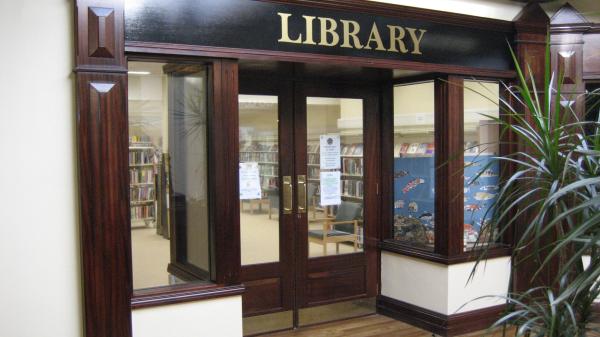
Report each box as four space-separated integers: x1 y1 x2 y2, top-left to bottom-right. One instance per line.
308 229 353 238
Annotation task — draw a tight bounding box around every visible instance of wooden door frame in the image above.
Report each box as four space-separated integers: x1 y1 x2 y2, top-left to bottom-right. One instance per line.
293 81 381 312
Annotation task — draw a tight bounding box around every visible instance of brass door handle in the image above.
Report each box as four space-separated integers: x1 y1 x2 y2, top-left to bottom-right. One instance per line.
283 176 293 214
297 175 307 214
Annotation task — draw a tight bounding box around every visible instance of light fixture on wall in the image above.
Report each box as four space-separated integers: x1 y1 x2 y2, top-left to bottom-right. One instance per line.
128 71 151 75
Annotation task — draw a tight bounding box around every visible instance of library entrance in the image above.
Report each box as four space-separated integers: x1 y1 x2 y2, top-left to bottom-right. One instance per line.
238 63 380 335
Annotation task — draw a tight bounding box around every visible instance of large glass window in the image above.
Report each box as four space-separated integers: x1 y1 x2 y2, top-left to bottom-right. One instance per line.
392 82 435 251
463 80 500 251
128 61 212 290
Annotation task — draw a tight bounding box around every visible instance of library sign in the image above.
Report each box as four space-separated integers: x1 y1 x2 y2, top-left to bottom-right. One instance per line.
126 0 512 70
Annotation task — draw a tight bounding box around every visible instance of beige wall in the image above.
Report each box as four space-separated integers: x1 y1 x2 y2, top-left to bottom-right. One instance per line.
132 296 243 337
0 1 82 337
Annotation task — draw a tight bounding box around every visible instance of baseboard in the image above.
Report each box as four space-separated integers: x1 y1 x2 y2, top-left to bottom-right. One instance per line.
376 295 505 336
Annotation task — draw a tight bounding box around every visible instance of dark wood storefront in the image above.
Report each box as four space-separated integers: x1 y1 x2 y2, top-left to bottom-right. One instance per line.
73 0 600 336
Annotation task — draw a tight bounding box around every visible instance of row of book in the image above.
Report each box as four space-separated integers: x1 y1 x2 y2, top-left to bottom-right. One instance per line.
130 168 155 184
240 142 278 153
394 143 435 156
129 135 152 144
130 186 155 203
261 177 278 190
308 153 320 164
308 166 320 180
341 144 363 156
342 180 364 198
131 205 155 220
129 151 156 165
240 152 278 163
342 158 363 176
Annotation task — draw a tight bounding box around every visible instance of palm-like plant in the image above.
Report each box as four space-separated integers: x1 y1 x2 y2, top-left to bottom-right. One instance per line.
468 38 600 336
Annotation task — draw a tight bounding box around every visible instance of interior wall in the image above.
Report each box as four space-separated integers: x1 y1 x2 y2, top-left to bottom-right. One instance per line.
0 1 82 337
132 296 243 337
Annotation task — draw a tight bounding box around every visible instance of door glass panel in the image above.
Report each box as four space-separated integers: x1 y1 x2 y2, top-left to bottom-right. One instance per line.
306 97 364 258
392 82 435 251
239 95 280 265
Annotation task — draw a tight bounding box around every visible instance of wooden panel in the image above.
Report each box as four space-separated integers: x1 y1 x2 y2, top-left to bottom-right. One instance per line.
243 278 283 315
584 34 600 77
434 76 464 257
307 267 365 305
558 50 577 84
76 72 131 337
210 60 241 284
76 0 125 71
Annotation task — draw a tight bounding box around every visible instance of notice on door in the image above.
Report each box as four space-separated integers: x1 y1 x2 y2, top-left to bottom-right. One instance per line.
320 171 341 206
320 134 341 170
239 162 262 200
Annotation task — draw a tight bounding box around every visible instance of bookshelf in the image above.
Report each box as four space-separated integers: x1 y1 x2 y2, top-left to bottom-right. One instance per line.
129 136 159 227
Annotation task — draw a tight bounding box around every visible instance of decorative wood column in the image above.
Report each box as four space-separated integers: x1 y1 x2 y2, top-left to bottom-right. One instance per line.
550 4 589 118
434 76 464 257
74 1 132 337
512 3 549 293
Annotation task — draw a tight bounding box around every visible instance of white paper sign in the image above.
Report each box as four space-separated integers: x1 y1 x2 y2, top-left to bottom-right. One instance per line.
320 134 341 170
320 171 341 206
239 162 262 200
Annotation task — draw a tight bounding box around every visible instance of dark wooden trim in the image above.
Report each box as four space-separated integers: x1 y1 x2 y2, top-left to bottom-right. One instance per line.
379 240 511 265
210 59 241 285
377 295 505 336
258 0 514 33
167 262 210 282
434 76 465 256
131 284 245 309
125 42 516 79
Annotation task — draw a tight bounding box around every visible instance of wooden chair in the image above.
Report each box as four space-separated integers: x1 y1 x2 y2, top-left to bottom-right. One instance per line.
308 201 362 256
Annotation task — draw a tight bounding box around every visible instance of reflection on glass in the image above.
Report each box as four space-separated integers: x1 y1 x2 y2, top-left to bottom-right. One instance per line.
239 95 280 265
392 82 435 251
306 97 364 258
128 61 211 290
463 80 500 251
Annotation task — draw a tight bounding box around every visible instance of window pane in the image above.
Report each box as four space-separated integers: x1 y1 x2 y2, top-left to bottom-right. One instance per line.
239 95 280 265
307 97 364 258
392 82 435 251
128 61 212 290
463 80 500 251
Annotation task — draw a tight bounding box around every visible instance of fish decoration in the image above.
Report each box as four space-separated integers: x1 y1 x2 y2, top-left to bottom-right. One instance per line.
474 192 496 201
394 170 409 177
402 178 425 194
408 201 418 212
465 204 481 212
480 185 499 191
480 169 498 178
419 212 433 221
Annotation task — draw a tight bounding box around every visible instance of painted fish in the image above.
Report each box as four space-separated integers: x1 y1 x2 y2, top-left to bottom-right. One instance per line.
465 204 482 212
419 212 433 221
402 178 425 194
480 185 499 191
395 199 405 209
480 169 498 178
474 192 496 201
408 202 418 212
394 170 409 177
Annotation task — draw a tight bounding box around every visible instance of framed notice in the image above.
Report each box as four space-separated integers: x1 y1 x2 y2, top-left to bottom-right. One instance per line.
320 134 341 170
320 171 341 206
239 162 262 200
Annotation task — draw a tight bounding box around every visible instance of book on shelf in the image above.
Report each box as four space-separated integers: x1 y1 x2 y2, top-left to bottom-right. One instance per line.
406 143 420 154
342 180 364 198
399 143 409 155
416 143 428 154
426 143 435 154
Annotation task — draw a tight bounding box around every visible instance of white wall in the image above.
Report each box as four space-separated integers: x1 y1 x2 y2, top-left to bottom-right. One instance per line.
0 1 82 337
381 252 510 315
132 296 243 337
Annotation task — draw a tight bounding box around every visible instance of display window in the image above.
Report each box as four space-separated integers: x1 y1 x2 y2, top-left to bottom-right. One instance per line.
392 81 436 251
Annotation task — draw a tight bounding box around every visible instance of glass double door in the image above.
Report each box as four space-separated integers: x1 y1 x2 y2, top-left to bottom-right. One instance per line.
239 80 378 335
